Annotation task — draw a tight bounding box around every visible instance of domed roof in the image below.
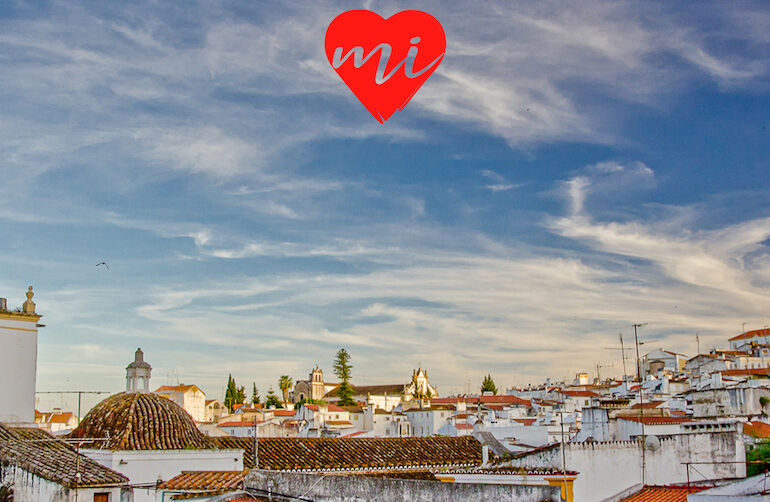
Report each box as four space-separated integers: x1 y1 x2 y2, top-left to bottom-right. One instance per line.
69 392 214 450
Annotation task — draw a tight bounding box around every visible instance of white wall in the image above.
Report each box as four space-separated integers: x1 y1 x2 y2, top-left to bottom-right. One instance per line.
82 448 243 502
0 316 38 424
508 431 745 502
0 463 126 502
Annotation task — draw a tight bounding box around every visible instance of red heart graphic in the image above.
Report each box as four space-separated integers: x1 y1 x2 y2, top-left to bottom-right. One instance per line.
325 10 445 124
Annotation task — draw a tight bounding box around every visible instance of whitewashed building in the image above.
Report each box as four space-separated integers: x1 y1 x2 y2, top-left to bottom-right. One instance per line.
154 384 207 422
0 287 41 424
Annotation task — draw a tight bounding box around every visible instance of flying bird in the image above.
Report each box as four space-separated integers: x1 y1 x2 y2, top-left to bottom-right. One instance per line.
96 262 110 271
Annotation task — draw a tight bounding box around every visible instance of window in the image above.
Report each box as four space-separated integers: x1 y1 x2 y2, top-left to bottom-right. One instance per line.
94 494 110 502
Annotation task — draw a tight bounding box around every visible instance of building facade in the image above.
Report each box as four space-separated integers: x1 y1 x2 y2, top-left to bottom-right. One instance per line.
0 287 41 424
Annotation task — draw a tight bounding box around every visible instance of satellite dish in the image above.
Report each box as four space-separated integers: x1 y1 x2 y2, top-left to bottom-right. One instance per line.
644 435 660 451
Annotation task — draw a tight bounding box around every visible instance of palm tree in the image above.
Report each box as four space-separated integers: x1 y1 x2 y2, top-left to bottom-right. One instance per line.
278 375 293 404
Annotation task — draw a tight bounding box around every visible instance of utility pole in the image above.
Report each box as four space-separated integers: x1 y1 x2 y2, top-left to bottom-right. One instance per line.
253 419 258 469
633 322 648 485
560 410 568 501
605 334 633 381
696 333 700 354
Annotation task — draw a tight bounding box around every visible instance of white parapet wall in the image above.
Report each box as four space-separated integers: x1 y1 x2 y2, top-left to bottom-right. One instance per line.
506 430 746 502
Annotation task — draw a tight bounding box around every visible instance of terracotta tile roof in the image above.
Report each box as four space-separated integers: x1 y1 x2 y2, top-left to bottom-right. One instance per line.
431 395 530 406
325 420 353 426
721 368 770 377
730 328 770 342
158 470 246 490
48 412 74 424
744 421 770 439
441 466 579 476
270 410 297 417
557 390 600 398
618 485 709 501
213 436 483 471
629 401 666 410
0 423 128 488
617 416 692 425
217 421 263 428
513 418 537 425
304 404 346 412
339 405 364 413
69 392 216 450
10 427 76 451
155 384 203 393
714 350 751 356
454 423 473 430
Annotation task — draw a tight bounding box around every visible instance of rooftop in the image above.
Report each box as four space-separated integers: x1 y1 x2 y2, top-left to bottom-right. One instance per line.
618 485 709 501
155 384 204 394
158 470 247 491
743 421 770 439
729 328 770 342
0 423 128 488
617 416 693 425
212 436 483 471
69 391 215 450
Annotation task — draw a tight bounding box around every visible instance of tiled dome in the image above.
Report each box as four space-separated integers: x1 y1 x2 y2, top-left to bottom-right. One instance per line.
69 392 214 450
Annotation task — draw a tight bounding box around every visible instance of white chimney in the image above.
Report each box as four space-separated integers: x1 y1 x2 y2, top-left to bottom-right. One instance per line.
482 444 489 466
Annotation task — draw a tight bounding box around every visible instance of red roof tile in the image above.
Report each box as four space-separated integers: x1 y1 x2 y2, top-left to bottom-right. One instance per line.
305 404 346 412
721 368 770 377
217 421 263 428
729 328 770 342
212 436 482 471
155 384 203 393
48 412 74 424
513 418 537 425
617 416 692 425
158 470 246 490
618 485 709 501
557 390 600 398
0 424 128 488
431 395 530 406
325 420 353 426
744 421 770 439
270 410 297 416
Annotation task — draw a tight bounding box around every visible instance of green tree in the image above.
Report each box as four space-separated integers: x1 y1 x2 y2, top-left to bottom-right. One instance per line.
264 387 282 409
224 374 238 412
296 397 326 408
333 348 355 406
251 382 260 406
279 375 293 404
236 385 246 406
481 374 498 395
747 442 770 476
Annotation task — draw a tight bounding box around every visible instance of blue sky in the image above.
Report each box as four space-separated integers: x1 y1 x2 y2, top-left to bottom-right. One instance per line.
1 0 769 412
